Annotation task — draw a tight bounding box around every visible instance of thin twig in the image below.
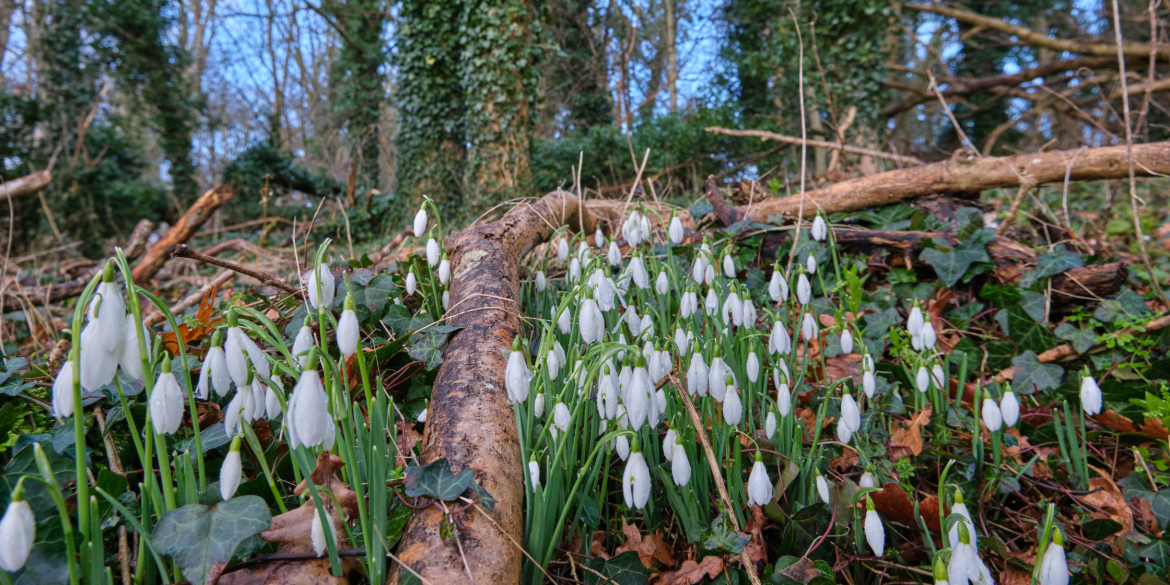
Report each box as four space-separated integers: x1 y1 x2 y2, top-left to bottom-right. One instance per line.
169 244 304 298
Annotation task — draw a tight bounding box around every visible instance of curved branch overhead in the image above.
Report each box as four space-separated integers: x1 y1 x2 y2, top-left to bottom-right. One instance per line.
391 190 595 585
741 142 1170 221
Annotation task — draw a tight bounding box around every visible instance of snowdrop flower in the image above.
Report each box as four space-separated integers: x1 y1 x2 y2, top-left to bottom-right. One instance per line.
555 306 572 335
708 349 727 401
52 360 76 418
723 289 744 327
916 366 930 393
864 498 885 557
842 392 860 432
746 352 760 383
626 357 652 430
982 398 1003 431
426 238 441 267
947 490 976 551
569 258 581 283
691 257 705 283
931 364 946 390
948 521 991 585
291 320 315 368
816 472 831 504
742 299 757 328
413 207 428 237
118 314 149 381
776 379 792 416
528 458 541 490
769 270 789 302
679 287 697 318
220 436 243 500
225 380 258 437
862 369 876 398
863 353 875 372
265 377 283 419
806 253 817 275
801 312 818 342
672 443 691 486
150 358 185 435
311 510 338 557
533 393 546 418
673 328 689 354
79 317 117 391
663 429 678 461
840 329 854 354
1039 530 1069 585
616 434 630 460
797 273 811 305
1000 390 1020 427
836 417 853 444
655 271 669 295
607 241 622 267
921 319 937 350
859 468 876 489
93 266 126 352
306 264 336 311
669 216 684 244
337 295 360 356
723 379 743 426
907 303 924 338
557 238 569 262
442 290 450 310
438 256 450 285
722 254 736 278
224 314 271 387
622 445 651 509
811 215 827 241
687 351 709 396
595 229 605 248
553 401 571 433
535 271 546 291
639 314 654 339
286 351 331 449
704 288 719 317
704 262 716 284
628 256 649 290
934 557 951 585
505 339 531 403
769 320 791 355
405 271 417 296
0 480 35 572
747 454 772 506
1081 372 1102 415
579 297 603 344
765 410 777 439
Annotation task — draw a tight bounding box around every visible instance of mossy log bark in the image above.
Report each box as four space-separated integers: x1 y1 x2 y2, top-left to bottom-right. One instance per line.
390 190 595 585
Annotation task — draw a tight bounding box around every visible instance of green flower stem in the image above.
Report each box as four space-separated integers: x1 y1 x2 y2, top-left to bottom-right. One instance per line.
240 423 288 514
67 271 103 544
32 446 81 585
291 447 343 575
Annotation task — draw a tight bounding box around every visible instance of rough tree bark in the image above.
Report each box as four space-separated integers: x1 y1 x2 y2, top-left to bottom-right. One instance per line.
391 190 595 585
0 170 51 201
743 142 1170 221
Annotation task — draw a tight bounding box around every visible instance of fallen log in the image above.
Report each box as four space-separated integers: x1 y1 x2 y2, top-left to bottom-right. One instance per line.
705 127 926 166
0 184 234 307
742 142 1170 221
391 191 595 585
0 169 51 201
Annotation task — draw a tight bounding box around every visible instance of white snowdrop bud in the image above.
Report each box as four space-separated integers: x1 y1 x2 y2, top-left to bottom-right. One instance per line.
505 344 531 403
836 417 853 444
816 473 831 504
864 499 885 557
413 208 428 237
723 254 736 278
286 354 331 449
427 238 441 267
801 312 818 342
616 434 630 460
859 470 876 488
405 271 417 296
842 393 860 432
776 381 792 416
669 216 684 244
662 429 678 461
79 318 117 391
438 257 451 285
769 270 789 302
150 366 185 435
687 352 709 396
705 264 717 285
0 482 35 572
708 355 727 401
265 380 283 419
639 315 654 339
863 353 875 372
1081 374 1102 415
907 305 924 338
797 273 811 305
569 258 582 283
811 215 827 241
291 325 314 368
442 290 450 310
535 271 546 291
916 366 930 393
765 411 777 439
557 238 569 262
656 271 669 295
306 265 336 311
746 352 760 383
622 450 652 509
742 299 757 329
921 320 937 350
528 459 541 489
863 370 876 398
982 398 1003 432
671 444 691 486
337 305 359 357
840 329 854 354
704 288 719 316
931 364 946 390
556 306 572 335
806 253 817 275
1040 531 1069 585
608 241 622 267
1000 391 1020 427
52 361 76 418
595 229 604 248
311 509 338 557
769 320 791 355
674 328 689 354
747 457 772 507
723 384 743 426
220 439 243 500
94 276 127 352
118 314 149 381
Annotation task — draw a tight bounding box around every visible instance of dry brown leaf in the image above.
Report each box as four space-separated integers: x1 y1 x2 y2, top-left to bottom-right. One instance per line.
1002 428 1033 464
1131 497 1163 536
1094 411 1138 433
657 557 725 585
919 495 943 532
830 447 860 471
822 353 861 387
395 421 423 468
818 314 838 327
1001 547 1037 585
891 407 932 459
870 483 917 526
219 453 362 585
615 519 674 569
164 284 223 354
794 407 834 441
1083 467 1135 553
1140 417 1170 440
780 558 821 584
744 506 767 564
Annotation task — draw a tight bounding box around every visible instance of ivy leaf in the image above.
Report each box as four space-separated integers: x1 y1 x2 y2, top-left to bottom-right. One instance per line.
403 457 474 501
1055 323 1097 354
384 496 413 550
1003 305 1059 354
1019 245 1084 289
1020 292 1047 323
382 304 433 336
1094 290 1151 324
947 302 984 330
921 237 990 288
407 326 460 371
980 283 1023 309
1121 474 1170 528
862 308 900 338
1082 518 1124 540
702 510 751 554
1138 539 1170 566
364 274 399 315
1011 351 1064 394
583 551 647 585
152 496 273 585
689 200 714 220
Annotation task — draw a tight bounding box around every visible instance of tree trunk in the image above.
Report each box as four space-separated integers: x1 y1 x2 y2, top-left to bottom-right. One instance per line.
390 190 595 585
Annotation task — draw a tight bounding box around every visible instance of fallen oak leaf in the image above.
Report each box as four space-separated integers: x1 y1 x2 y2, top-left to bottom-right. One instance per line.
1139 417 1170 441
656 556 724 585
891 407 932 459
869 483 917 526
1094 411 1137 434
744 505 767 564
614 519 674 569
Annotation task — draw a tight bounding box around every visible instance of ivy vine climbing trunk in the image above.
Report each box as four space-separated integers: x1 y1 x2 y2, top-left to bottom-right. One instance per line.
390 190 595 585
460 0 539 218
324 0 388 193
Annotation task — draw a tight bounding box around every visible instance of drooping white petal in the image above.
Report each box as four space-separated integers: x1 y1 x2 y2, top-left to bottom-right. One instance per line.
505 350 531 403
669 216 684 244
765 411 777 439
528 461 541 489
427 238 441 267
306 265 336 310
723 386 742 426
797 274 811 305
405 272 417 296
811 216 827 241
622 452 651 509
840 330 854 354
150 372 185 435
337 310 359 356
836 417 853 444
1000 392 1020 427
708 357 727 401
287 369 330 448
311 510 338 557
842 394 860 432
655 271 669 295
118 315 149 381
801 312 818 342
95 281 127 352
746 352 760 383
982 398 1003 432
671 444 691 486
413 208 428 237
1080 375 1102 415
747 460 772 507
776 382 792 416
687 353 709 396
907 307 924 338
553 402 571 432
220 451 242 500
0 499 35 572
80 319 118 391
224 328 250 388
722 255 736 278
864 509 885 557
1039 541 1068 585
52 361 76 418
438 259 451 285
816 475 831 504
916 366 930 393
535 271 546 291
863 371 876 398
616 434 630 460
